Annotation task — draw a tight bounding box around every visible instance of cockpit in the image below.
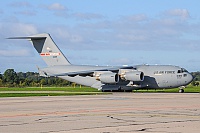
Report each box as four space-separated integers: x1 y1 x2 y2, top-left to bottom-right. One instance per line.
177 68 188 73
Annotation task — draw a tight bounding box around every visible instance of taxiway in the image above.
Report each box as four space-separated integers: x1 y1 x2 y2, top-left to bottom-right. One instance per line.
0 93 200 133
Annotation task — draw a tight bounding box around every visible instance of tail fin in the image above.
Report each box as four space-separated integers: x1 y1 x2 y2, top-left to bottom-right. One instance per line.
8 33 71 66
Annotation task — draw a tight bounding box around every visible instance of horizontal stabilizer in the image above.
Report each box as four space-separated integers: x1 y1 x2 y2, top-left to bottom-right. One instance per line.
7 37 46 40
8 33 71 66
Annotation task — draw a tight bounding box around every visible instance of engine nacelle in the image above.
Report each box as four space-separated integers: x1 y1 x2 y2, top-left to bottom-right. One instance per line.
97 73 119 84
123 71 144 81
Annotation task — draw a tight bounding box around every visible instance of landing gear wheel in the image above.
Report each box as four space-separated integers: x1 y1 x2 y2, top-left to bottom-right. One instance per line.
179 89 184 93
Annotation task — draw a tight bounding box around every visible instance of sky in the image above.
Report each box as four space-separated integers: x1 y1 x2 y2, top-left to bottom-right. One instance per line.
0 0 200 73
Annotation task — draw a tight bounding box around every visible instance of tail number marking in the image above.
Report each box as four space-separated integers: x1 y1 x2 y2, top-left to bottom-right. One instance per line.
40 53 61 56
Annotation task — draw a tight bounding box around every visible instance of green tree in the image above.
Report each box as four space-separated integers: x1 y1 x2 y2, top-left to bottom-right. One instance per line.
40 78 47 86
191 81 199 87
23 78 32 86
0 73 2 79
191 72 200 81
3 69 19 86
0 79 3 87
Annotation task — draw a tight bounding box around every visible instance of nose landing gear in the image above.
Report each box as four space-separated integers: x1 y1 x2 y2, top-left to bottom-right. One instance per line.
179 86 185 93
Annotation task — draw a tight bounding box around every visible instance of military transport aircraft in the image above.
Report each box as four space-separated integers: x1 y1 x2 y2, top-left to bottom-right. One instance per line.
8 33 193 92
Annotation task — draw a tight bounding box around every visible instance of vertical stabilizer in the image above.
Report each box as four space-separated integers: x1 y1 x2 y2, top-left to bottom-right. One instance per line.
8 33 71 66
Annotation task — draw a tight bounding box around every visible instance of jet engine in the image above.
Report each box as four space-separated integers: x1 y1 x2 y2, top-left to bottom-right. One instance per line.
121 71 144 81
95 72 119 84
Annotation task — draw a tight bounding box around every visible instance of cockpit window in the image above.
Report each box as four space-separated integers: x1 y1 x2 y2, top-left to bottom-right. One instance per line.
177 70 182 73
178 68 188 73
181 68 188 73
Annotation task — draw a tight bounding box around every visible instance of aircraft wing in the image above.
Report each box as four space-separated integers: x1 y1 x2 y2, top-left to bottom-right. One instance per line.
48 66 135 77
50 71 94 77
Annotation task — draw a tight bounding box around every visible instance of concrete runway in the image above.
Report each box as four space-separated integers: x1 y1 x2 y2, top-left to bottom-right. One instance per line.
0 93 200 133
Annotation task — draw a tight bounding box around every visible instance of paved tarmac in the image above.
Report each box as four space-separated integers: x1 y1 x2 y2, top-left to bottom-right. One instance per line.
0 93 200 133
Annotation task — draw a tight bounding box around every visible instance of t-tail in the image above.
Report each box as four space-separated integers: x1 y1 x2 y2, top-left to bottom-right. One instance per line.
8 33 71 66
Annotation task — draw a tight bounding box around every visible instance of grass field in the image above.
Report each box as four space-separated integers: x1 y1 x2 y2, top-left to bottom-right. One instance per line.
0 87 105 97
0 87 99 92
0 86 199 97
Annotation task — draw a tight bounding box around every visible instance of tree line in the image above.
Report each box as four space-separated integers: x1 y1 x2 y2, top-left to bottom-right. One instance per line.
191 72 200 86
0 69 200 87
0 69 71 87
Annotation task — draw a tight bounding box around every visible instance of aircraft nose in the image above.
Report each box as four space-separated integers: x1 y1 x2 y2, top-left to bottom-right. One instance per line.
187 73 194 83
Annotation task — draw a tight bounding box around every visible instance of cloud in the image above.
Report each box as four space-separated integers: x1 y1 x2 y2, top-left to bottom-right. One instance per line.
122 14 148 22
165 9 190 19
9 1 32 8
0 49 31 57
40 3 68 18
47 3 66 11
0 57 45 72
0 22 38 53
0 22 39 71
14 11 36 16
1 9 200 54
73 13 104 20
58 10 200 52
54 12 104 20
53 11 69 18
0 22 38 36
42 3 104 20
7 2 36 17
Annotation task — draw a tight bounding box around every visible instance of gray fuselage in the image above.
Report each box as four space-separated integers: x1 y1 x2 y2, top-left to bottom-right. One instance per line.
40 64 193 91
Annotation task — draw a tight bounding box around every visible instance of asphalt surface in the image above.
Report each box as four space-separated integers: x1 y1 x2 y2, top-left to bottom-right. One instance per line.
0 93 200 133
